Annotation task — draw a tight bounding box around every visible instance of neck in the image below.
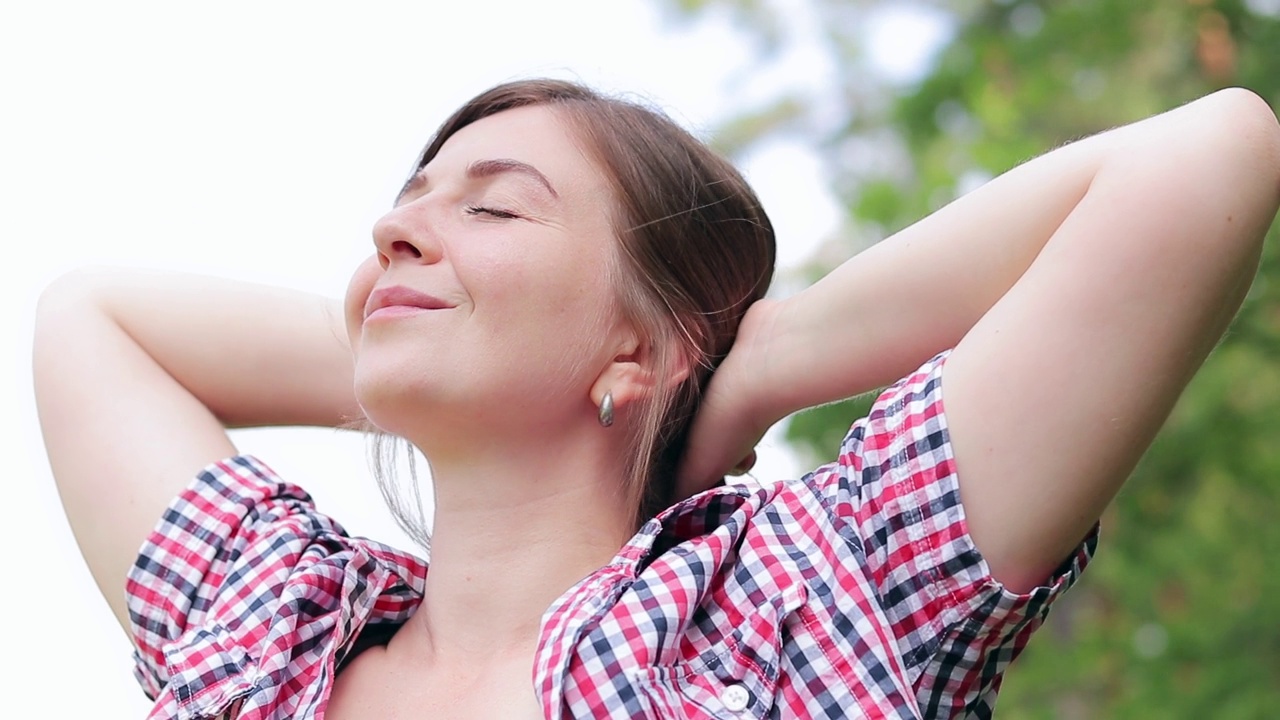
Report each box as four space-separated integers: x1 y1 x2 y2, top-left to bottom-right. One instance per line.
393 424 635 668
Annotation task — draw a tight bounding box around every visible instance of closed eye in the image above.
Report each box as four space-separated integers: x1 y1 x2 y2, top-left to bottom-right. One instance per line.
465 205 521 220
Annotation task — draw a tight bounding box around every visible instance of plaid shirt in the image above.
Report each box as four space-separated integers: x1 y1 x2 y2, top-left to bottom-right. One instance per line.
127 352 1094 719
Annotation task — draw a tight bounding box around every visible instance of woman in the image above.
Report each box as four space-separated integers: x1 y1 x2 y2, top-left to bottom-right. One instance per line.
34 79 1279 718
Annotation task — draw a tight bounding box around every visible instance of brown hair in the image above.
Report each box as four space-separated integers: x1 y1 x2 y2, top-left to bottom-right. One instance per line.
375 78 776 544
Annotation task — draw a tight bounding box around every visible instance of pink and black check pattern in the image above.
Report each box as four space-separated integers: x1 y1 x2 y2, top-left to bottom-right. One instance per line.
128 352 1094 719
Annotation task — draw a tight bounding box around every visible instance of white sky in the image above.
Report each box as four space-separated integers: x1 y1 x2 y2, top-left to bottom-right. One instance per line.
1 1 945 715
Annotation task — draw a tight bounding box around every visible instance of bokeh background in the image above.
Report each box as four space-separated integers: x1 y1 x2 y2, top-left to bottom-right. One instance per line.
5 1 1278 717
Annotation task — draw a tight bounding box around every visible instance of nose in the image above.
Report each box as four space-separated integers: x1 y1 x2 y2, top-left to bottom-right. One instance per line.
371 202 444 268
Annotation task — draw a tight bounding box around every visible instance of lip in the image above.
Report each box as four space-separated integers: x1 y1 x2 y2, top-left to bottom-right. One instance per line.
364 285 454 321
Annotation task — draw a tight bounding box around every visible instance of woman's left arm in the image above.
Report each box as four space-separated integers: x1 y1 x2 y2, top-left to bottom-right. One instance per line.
682 88 1280 593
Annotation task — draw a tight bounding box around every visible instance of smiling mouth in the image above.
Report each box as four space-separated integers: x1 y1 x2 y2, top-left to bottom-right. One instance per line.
364 285 454 321
364 305 445 321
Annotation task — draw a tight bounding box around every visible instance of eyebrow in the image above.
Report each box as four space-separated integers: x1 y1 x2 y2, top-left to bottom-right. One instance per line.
466 158 559 199
397 158 560 204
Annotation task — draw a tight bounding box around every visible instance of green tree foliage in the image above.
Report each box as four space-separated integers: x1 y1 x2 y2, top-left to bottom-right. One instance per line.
664 1 1280 716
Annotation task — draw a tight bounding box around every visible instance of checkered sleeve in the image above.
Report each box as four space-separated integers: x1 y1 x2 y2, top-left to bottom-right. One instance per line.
123 455 347 700
828 351 1096 716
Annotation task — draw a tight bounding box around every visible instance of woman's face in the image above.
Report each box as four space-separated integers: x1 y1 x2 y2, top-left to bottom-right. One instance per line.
345 105 627 441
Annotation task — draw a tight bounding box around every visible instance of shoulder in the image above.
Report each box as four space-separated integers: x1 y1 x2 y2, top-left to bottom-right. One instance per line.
625 351 1091 713
127 455 353 637
127 456 426 715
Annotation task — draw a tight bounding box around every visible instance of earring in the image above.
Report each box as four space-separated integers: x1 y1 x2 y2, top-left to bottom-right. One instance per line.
598 391 614 428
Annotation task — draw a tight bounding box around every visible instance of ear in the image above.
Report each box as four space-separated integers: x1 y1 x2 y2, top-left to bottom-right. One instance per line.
590 334 692 415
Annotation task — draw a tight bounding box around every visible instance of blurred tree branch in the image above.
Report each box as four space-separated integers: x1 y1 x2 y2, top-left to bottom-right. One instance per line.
659 1 1280 717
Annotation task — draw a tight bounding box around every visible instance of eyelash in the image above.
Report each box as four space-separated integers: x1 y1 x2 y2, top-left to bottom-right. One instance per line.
465 205 520 220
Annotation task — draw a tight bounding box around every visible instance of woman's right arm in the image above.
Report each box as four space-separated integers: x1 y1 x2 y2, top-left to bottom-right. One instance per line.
33 267 361 633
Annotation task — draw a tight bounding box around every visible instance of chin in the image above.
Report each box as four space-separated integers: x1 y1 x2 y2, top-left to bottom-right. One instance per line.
354 368 487 446
354 365 437 436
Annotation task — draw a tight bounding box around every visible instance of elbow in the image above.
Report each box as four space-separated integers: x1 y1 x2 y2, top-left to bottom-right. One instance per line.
33 268 115 364
35 266 116 322
35 271 88 333
35 271 89 340
1202 87 1280 201
1187 88 1280 268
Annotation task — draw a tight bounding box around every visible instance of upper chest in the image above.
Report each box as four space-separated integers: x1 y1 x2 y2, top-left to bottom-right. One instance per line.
324 647 543 720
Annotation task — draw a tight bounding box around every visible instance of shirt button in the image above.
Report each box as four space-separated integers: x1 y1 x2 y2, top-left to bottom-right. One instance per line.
721 683 751 712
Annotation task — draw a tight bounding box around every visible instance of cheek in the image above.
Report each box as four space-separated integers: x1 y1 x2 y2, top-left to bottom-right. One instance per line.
478 234 608 303
344 255 381 353
501 259 618 380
